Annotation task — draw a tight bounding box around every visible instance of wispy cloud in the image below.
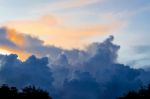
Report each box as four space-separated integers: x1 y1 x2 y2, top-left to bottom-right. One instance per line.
34 0 103 13
2 14 123 49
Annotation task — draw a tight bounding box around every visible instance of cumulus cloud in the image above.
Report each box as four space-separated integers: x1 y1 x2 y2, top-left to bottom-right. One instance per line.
0 27 62 60
1 29 150 99
51 36 144 99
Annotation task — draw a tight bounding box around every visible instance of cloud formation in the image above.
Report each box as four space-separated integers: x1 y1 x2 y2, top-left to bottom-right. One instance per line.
0 31 150 99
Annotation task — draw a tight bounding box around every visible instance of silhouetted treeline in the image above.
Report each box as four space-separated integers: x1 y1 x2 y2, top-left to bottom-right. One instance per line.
0 84 52 99
119 84 150 99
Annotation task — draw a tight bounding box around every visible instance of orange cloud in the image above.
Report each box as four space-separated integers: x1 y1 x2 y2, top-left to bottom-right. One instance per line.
2 15 122 49
0 28 30 60
6 29 26 47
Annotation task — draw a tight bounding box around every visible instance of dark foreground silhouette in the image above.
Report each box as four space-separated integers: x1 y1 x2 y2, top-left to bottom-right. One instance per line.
0 84 52 99
119 84 150 99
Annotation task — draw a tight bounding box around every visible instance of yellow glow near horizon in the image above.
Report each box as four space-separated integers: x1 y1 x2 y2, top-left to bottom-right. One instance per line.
0 49 28 61
0 45 30 61
0 49 10 55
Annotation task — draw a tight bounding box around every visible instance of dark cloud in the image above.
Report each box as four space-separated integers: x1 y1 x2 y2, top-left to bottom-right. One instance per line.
61 71 101 99
1 27 150 99
52 36 144 99
0 54 53 91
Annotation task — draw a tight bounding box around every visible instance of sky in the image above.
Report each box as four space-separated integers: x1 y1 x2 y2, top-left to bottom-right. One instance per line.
0 0 150 67
0 1 150 99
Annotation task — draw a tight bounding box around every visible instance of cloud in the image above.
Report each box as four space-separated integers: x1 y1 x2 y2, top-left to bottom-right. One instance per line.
51 36 150 99
0 54 53 91
61 71 101 99
6 29 26 47
128 45 150 68
0 28 30 59
0 27 62 60
53 36 143 99
135 45 150 54
2 16 122 49
1 30 150 99
37 0 102 13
